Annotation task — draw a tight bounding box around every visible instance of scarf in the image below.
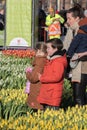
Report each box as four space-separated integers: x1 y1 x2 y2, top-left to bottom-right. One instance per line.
63 22 79 51
47 49 66 60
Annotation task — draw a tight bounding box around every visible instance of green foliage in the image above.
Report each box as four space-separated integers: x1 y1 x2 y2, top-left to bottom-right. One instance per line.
61 79 73 109
3 102 31 120
0 88 32 120
0 53 87 129
0 53 33 89
0 106 87 129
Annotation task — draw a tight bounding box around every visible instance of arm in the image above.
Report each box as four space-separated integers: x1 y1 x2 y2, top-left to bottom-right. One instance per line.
67 34 82 57
78 52 87 58
40 62 64 83
26 66 42 83
45 14 64 26
26 57 46 83
55 14 64 24
45 15 53 26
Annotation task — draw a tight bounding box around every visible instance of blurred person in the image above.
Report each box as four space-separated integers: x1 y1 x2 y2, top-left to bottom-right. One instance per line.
58 9 67 36
0 5 5 30
45 7 64 40
38 0 46 41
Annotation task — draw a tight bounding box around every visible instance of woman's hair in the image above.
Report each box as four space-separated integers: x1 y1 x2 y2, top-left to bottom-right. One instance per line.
67 4 84 18
35 43 47 53
46 38 63 51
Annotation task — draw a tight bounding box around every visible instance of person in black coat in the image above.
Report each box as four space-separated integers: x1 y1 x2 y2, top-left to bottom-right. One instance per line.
0 5 5 30
38 1 46 41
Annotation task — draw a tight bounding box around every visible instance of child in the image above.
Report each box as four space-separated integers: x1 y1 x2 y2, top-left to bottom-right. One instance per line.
37 38 67 110
26 43 47 110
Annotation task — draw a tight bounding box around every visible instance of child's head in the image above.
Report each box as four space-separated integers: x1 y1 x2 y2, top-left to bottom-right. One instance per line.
46 38 63 56
35 43 47 56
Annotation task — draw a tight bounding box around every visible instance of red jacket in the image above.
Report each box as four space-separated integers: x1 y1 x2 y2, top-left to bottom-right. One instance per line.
37 53 67 106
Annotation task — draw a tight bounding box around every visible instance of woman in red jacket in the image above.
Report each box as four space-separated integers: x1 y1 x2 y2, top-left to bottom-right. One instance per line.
37 38 67 110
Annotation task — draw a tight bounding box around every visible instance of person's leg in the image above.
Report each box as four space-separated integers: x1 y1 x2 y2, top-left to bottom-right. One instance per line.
72 82 82 106
80 74 87 105
50 106 59 110
72 76 87 106
43 104 59 110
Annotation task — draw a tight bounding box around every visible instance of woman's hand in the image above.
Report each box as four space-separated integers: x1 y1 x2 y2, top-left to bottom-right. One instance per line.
77 52 87 58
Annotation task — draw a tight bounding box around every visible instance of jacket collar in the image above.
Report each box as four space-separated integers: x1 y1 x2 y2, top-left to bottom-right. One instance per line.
47 49 66 60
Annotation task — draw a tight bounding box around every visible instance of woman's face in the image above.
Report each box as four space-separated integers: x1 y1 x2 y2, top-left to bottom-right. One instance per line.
46 43 57 56
48 8 55 17
49 11 55 17
66 12 80 27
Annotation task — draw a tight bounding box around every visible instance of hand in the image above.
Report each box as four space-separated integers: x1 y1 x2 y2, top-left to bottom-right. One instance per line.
52 18 59 22
37 72 41 80
71 53 78 61
55 18 60 21
25 67 32 73
77 52 87 58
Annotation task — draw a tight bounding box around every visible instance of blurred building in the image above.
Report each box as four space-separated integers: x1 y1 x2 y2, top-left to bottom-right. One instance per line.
42 0 87 12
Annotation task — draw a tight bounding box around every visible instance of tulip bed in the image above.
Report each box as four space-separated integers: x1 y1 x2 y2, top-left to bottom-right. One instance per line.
0 50 87 130
2 49 35 58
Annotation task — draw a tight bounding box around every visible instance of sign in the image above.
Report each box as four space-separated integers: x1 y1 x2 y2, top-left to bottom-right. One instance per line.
6 0 32 46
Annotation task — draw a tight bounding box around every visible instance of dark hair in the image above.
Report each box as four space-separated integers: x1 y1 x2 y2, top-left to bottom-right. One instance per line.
35 43 47 53
46 38 63 51
67 4 84 18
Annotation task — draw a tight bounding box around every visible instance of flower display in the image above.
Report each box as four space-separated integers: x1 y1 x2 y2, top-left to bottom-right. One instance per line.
2 49 35 58
0 51 87 129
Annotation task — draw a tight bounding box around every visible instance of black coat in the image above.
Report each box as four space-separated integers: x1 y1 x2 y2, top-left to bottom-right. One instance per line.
67 24 87 57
